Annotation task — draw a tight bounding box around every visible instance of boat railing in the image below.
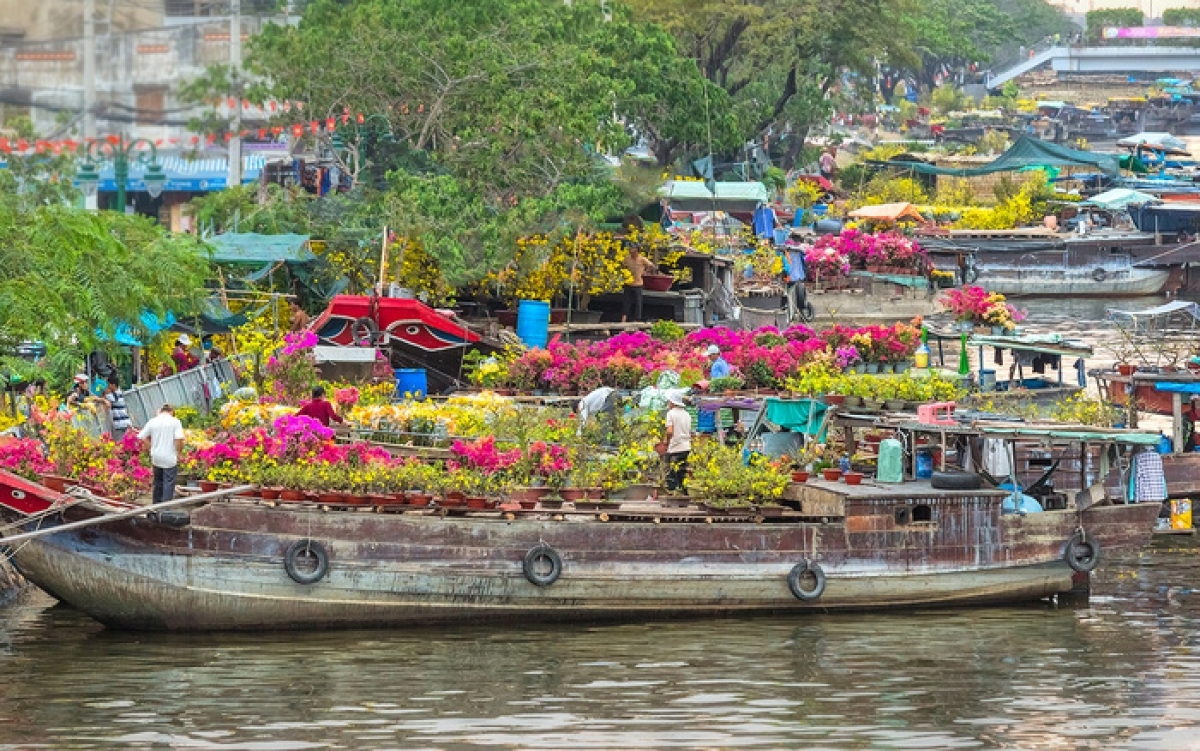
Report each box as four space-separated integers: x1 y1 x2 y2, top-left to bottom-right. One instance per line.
124 359 242 428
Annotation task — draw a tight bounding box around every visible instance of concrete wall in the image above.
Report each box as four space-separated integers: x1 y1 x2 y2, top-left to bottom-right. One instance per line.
0 16 269 140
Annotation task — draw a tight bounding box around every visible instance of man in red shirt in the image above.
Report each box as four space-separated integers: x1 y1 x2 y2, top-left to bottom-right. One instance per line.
296 386 344 427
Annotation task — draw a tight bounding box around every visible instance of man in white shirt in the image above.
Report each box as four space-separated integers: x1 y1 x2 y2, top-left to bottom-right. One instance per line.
664 393 693 493
138 404 185 504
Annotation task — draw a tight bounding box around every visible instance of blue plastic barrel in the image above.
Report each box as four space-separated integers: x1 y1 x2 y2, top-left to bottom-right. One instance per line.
916 450 934 479
517 299 551 349
395 368 427 400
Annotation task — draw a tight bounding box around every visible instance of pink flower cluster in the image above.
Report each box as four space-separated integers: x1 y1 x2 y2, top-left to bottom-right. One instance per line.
449 436 523 475
280 330 319 356
806 230 928 277
334 387 360 407
527 441 571 477
0 439 52 481
503 322 922 391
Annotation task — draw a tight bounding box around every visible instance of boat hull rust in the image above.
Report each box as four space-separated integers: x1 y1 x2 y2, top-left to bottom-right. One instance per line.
2 493 1160 631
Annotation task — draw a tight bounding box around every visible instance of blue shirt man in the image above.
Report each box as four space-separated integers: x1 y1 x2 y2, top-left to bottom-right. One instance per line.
706 345 731 379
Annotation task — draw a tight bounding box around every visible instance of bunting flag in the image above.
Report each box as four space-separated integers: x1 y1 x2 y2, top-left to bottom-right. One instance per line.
326 117 335 131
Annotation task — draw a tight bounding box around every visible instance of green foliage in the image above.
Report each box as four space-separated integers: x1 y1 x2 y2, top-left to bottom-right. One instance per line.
931 86 968 115
650 319 685 342
1163 8 1200 26
850 175 930 208
1086 8 1143 42
0 182 211 364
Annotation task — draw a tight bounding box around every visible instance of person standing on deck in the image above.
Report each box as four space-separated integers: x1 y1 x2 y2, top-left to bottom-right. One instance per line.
171 335 199 373
706 345 732 380
664 393 693 493
102 378 132 441
622 243 658 323
139 404 185 504
65 374 92 408
296 386 344 427
1184 396 1200 451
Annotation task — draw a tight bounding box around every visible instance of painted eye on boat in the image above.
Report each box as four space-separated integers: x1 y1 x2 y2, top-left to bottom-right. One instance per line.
406 326 421 335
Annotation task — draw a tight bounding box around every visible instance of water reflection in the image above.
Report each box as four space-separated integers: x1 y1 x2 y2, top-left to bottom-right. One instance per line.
2 542 1199 748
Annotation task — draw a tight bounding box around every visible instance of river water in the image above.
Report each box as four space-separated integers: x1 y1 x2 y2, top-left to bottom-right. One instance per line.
1 540 1199 749
4 302 1199 749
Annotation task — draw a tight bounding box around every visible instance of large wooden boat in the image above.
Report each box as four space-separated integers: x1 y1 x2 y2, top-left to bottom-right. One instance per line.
0 466 1159 632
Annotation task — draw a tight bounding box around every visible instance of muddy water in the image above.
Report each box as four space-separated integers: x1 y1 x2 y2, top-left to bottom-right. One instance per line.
1 541 1199 749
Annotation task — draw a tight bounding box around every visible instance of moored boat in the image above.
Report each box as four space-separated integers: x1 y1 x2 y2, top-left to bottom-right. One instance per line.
0 457 1160 631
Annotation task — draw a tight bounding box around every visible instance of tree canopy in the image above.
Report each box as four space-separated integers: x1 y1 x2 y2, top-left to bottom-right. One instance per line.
0 171 211 363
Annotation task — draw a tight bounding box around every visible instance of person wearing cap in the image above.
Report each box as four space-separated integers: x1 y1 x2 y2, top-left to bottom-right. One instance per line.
706 345 731 380
664 392 693 493
172 335 199 373
66 374 92 408
138 404 185 503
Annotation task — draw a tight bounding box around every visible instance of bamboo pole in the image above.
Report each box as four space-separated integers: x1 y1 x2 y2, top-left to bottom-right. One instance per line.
0 485 255 547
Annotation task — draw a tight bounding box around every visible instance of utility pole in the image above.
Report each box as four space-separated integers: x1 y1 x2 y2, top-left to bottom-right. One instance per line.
228 0 243 189
83 0 95 139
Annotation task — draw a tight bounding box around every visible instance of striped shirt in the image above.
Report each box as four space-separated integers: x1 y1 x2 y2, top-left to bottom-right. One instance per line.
106 390 132 431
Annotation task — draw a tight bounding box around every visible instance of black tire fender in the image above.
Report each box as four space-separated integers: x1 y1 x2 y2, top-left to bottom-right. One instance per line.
930 470 982 490
350 317 379 346
1065 530 1100 573
523 544 563 587
787 560 827 601
284 539 330 585
1092 267 1108 283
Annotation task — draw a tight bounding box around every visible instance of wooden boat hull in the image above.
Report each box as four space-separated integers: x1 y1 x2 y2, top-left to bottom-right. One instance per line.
0 489 1159 631
979 268 1170 297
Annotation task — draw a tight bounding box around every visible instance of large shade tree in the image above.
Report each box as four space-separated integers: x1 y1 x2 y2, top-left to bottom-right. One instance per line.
0 171 211 379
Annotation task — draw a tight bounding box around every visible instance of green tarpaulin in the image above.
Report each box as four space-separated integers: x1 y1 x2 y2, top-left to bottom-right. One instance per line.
765 398 827 435
660 180 769 212
884 136 1120 177
207 233 315 265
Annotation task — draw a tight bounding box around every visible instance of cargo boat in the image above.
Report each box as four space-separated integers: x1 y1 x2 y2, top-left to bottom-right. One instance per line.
0 447 1160 631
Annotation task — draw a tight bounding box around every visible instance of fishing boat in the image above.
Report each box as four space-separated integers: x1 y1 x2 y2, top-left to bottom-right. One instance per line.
921 230 1176 297
0 427 1161 631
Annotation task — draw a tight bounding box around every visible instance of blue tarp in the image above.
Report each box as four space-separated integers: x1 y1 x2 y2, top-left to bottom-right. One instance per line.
97 311 177 347
1155 382 1200 394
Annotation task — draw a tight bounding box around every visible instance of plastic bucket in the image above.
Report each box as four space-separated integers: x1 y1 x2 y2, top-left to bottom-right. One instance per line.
516 299 551 349
395 368 427 400
916 450 934 479
979 369 997 392
773 227 789 245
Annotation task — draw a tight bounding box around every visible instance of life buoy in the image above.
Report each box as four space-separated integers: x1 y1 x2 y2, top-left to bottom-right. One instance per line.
285 539 330 585
1065 530 1100 573
523 544 562 587
350 317 379 346
787 560 827 601
1091 267 1108 283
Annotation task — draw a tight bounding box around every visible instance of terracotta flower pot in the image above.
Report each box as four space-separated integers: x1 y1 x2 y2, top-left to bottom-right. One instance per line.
279 489 306 502
824 394 846 406
792 471 809 483
39 474 69 492
642 273 674 292
260 487 282 500
559 487 590 502
439 494 464 508
821 468 842 482
342 494 367 505
843 471 864 486
518 499 538 510
197 480 219 493
465 496 489 509
1117 363 1137 376
317 492 343 504
407 493 432 507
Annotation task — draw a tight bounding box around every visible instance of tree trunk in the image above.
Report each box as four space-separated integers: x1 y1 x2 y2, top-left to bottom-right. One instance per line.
782 125 810 171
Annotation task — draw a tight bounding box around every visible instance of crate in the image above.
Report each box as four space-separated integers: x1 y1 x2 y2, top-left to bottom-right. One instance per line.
917 402 957 426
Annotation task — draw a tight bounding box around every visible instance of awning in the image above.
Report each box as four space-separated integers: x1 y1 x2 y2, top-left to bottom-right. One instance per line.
883 135 1120 177
1109 300 1200 319
95 155 269 193
848 202 926 223
1117 132 1190 155
1080 188 1157 210
660 180 769 213
207 233 315 265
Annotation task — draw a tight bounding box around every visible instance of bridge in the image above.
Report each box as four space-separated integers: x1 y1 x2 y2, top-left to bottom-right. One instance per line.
985 45 1200 90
